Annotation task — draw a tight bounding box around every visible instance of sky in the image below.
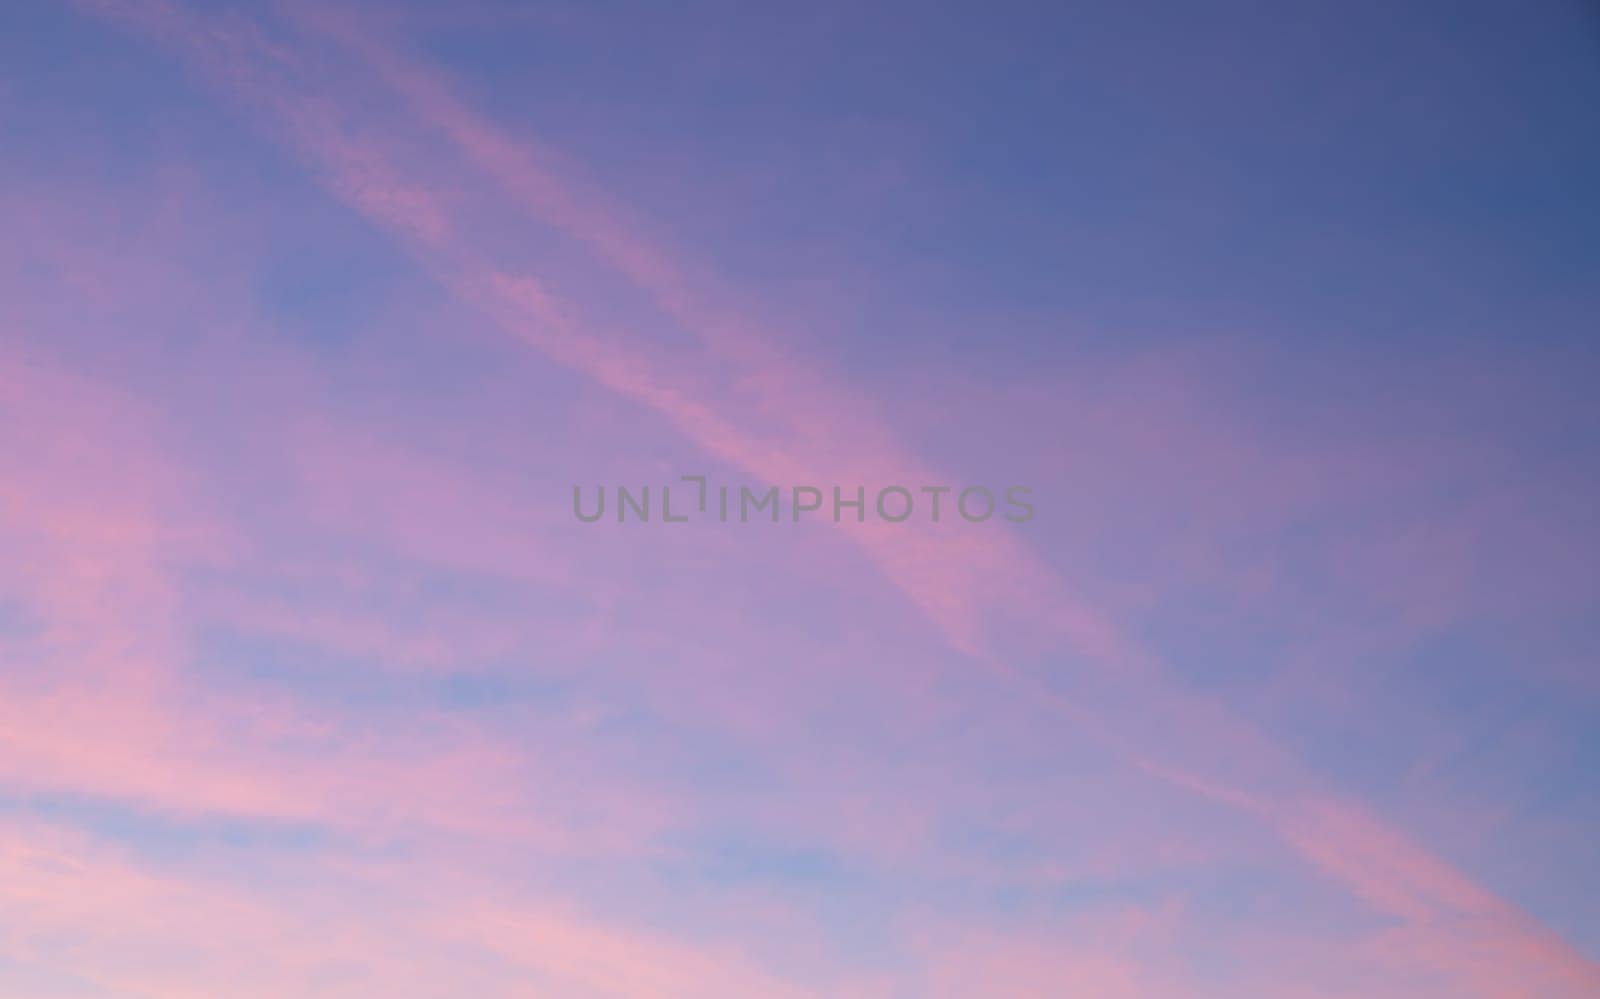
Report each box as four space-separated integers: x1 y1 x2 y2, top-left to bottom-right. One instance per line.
1 1 1598 996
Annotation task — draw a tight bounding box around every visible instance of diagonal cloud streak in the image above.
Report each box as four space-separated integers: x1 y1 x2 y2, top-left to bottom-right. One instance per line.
74 1 1600 993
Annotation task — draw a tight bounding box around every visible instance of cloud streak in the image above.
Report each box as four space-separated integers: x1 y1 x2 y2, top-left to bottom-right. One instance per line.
3 0 1594 993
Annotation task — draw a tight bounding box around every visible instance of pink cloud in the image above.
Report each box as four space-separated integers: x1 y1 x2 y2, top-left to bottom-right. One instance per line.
72 3 1597 990
0 2 1586 994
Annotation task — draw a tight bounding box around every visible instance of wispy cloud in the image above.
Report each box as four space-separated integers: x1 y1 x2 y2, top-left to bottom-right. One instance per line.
2 0 1594 994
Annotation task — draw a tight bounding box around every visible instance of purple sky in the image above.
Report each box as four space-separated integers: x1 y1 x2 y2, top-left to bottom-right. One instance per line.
2 1 1598 995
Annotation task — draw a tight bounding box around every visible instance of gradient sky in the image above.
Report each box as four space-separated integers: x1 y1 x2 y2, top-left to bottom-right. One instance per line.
2 1 1599 996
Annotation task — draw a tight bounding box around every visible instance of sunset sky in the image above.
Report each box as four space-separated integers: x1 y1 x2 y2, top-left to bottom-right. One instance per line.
2 1 1598 996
